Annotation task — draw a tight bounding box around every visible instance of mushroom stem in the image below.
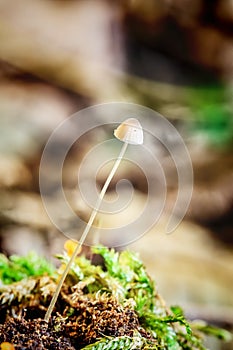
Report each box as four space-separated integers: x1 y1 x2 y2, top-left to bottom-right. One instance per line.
44 141 128 322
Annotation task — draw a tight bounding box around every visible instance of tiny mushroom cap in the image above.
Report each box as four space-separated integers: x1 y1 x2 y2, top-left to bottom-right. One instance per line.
64 239 82 256
114 118 143 145
0 343 15 350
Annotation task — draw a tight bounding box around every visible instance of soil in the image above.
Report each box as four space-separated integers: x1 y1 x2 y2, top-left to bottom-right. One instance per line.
0 290 151 349
0 317 75 350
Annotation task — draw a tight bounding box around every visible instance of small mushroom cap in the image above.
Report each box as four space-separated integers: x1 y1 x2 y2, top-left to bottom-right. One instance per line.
64 239 81 256
114 118 143 145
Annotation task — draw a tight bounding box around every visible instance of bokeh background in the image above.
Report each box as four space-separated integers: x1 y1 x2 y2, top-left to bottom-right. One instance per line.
0 1 232 349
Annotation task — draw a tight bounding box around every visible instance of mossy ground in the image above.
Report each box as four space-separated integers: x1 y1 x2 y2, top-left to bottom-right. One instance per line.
0 246 231 349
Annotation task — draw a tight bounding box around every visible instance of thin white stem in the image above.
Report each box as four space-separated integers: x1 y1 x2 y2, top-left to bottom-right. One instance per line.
44 142 128 322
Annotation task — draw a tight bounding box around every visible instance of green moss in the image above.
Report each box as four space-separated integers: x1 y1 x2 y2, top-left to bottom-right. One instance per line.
0 252 55 284
57 246 231 349
0 246 232 349
81 332 158 350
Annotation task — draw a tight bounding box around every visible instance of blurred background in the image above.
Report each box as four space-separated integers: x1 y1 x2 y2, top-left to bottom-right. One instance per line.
0 1 232 349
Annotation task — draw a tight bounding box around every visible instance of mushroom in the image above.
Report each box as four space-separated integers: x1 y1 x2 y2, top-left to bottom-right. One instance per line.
114 118 143 145
44 118 143 321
